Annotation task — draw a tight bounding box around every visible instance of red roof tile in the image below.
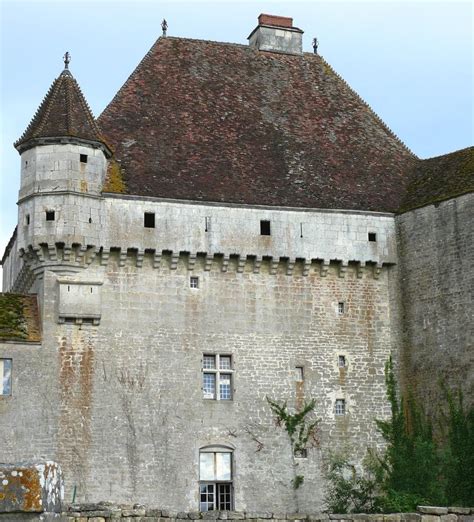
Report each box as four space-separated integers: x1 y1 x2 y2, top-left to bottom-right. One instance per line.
99 37 416 212
15 68 108 153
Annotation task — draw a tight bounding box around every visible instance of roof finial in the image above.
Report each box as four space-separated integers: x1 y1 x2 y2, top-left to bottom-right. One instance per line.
312 38 319 54
161 19 168 37
63 51 71 69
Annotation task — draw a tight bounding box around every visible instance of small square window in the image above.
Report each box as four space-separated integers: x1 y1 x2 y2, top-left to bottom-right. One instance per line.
80 154 88 163
294 448 308 458
260 220 271 236
25 214 30 225
338 302 345 315
1 359 12 396
335 399 346 415
295 366 304 382
368 232 377 242
190 276 199 289
338 355 346 368
46 210 55 221
144 212 155 228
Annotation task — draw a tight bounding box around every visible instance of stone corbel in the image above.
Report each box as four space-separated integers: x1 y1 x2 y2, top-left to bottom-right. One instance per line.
136 250 144 268
253 256 262 274
237 255 247 273
204 254 213 272
303 260 311 276
320 260 330 277
221 255 229 272
170 252 179 270
270 258 280 275
100 249 110 266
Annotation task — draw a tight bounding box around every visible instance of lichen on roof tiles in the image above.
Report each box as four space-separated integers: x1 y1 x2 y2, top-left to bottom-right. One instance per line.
399 147 474 213
98 36 417 213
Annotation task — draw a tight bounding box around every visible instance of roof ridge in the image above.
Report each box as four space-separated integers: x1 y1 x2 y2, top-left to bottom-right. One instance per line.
318 55 416 158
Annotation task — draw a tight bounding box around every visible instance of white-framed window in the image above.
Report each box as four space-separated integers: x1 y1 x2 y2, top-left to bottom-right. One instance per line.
199 447 233 511
1 359 12 396
190 276 199 289
338 355 346 368
202 354 233 400
335 398 346 415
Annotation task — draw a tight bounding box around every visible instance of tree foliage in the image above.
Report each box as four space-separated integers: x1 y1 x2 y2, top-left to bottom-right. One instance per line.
324 356 474 513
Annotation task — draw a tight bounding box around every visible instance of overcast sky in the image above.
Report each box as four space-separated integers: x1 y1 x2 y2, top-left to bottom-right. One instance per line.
0 0 472 270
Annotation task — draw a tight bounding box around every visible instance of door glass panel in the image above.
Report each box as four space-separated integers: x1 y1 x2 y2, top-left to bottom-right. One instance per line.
200 453 215 480
215 452 231 481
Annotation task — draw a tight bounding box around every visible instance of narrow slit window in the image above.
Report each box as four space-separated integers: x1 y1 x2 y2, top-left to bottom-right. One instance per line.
368 232 377 242
338 302 345 315
190 276 199 289
260 220 271 236
338 355 346 368
25 214 30 225
144 212 155 228
80 154 88 163
295 366 304 382
205 216 211 232
46 210 55 221
0 359 12 396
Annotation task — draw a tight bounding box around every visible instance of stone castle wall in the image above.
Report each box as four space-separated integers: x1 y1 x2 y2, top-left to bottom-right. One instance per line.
396 192 474 415
0 250 396 513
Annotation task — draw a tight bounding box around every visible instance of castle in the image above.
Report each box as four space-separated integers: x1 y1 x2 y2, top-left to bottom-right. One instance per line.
0 14 472 514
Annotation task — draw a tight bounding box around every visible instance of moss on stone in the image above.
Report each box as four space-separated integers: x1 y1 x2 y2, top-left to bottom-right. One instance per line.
0 294 28 340
0 294 41 342
102 158 127 194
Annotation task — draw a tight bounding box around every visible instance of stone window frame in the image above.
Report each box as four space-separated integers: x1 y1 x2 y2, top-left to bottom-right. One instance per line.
199 445 234 512
202 354 233 401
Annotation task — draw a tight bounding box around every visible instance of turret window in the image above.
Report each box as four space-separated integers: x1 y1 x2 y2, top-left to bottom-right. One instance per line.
80 154 88 163
45 210 55 221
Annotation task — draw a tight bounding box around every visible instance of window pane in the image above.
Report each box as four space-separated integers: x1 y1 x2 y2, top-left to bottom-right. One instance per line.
1 359 12 396
203 355 216 369
200 453 215 480
219 374 232 400
219 356 231 370
218 483 232 510
215 452 231 481
203 373 216 399
200 483 215 511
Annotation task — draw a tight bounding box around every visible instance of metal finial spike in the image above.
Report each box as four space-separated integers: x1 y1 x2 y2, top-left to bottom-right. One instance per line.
161 19 168 37
63 51 71 69
312 38 319 54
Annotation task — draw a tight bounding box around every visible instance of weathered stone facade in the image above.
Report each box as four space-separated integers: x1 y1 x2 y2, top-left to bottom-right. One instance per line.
1 11 472 516
396 192 474 417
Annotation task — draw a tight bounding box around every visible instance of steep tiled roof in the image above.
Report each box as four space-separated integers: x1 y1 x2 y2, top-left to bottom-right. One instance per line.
15 68 107 153
0 294 41 342
399 147 474 213
99 37 416 212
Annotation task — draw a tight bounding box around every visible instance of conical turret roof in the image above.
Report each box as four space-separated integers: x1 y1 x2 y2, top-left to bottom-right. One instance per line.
15 65 110 155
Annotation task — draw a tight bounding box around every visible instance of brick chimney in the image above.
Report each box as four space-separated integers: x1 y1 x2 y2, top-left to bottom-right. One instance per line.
248 14 303 55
